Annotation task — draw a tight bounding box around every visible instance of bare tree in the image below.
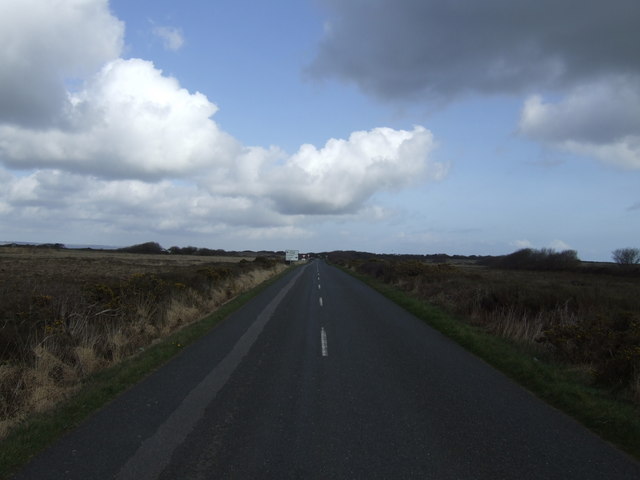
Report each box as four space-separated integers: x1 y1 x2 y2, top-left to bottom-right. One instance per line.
612 247 640 265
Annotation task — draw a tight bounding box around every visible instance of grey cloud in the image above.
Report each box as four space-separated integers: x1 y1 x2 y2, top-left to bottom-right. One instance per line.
519 75 640 168
0 0 124 127
519 76 640 144
308 0 640 100
270 189 364 216
0 168 293 239
0 72 67 127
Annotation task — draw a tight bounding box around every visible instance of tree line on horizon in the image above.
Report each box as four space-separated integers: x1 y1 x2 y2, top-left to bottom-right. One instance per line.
3 241 639 266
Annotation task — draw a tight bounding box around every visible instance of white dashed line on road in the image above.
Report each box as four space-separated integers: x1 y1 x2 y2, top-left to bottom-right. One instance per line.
321 327 328 357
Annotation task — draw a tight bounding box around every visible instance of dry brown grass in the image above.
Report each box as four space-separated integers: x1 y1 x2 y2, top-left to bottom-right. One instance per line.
0 246 285 439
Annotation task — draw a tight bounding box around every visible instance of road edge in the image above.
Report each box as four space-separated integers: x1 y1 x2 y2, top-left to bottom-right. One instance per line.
0 265 298 480
335 264 640 463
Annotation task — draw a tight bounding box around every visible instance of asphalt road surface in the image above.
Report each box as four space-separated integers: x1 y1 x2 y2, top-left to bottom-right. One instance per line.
13 260 640 479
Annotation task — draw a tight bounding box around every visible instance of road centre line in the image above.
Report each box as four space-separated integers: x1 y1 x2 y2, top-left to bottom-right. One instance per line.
321 327 328 357
319 297 323 307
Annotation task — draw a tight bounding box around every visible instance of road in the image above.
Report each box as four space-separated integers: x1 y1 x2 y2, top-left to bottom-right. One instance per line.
13 260 640 479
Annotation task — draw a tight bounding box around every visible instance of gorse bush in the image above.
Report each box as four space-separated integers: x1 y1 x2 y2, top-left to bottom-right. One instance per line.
252 255 278 268
117 241 165 254
540 311 640 388
353 259 455 284
489 248 580 271
168 245 227 256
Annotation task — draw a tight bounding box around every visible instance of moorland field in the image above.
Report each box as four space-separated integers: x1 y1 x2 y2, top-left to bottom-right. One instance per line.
0 244 286 438
1 243 639 452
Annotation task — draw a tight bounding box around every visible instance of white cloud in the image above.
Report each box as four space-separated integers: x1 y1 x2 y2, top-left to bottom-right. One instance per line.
152 25 185 51
512 239 534 249
0 0 447 247
519 76 640 169
198 126 444 216
0 58 240 179
0 123 445 240
265 126 444 214
0 123 444 242
549 239 571 251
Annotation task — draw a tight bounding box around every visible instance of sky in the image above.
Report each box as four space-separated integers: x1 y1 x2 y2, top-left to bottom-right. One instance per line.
0 0 638 260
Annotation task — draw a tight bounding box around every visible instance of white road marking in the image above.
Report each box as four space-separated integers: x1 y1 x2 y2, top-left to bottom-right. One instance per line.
321 327 328 357
319 297 323 307
318 284 321 290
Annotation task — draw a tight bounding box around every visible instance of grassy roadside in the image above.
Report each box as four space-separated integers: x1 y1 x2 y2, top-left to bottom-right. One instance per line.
0 265 294 479
341 267 640 461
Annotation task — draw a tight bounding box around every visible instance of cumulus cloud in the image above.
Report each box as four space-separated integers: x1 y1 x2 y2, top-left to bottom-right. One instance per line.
0 1 236 181
0 0 123 127
0 126 441 239
200 126 443 215
509 239 572 251
0 58 239 179
152 25 185 51
549 239 572 251
0 0 445 244
309 0 640 100
519 76 640 168
266 126 442 214
512 239 534 249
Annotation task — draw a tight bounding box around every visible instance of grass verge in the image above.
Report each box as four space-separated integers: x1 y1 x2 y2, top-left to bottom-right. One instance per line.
342 267 640 461
0 265 294 479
